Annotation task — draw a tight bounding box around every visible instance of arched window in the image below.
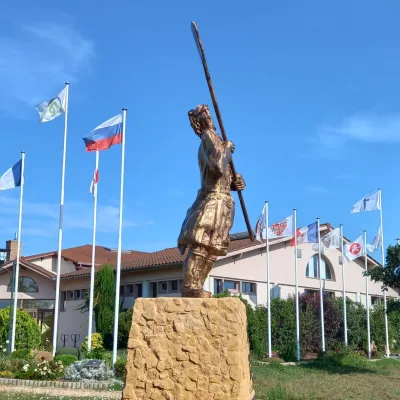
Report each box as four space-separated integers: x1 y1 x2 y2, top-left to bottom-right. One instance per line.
8 276 39 293
306 255 332 280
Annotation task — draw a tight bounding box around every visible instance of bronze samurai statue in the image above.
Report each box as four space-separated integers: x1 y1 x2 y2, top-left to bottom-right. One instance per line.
178 104 246 298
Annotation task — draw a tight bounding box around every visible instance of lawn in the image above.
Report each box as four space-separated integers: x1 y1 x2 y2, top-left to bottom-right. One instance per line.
252 358 400 400
1 358 400 399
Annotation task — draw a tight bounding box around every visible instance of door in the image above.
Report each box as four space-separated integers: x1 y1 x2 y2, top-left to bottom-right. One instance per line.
151 282 158 298
37 309 54 344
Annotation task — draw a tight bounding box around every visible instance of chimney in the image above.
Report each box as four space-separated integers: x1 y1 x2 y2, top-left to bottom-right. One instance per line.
6 234 21 262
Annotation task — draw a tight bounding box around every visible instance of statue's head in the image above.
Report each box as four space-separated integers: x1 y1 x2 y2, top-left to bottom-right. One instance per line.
188 104 215 137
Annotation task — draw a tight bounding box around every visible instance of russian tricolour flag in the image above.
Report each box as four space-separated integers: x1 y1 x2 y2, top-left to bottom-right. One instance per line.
0 160 22 191
83 114 123 152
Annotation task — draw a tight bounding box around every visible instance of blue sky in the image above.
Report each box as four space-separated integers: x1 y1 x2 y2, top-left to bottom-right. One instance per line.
0 1 399 261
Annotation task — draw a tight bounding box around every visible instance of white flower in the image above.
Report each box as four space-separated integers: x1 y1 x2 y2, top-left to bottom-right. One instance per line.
2 349 6 353
43 366 47 371
5 340 9 344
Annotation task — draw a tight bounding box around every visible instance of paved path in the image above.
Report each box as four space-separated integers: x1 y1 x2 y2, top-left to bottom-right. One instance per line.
0 384 121 398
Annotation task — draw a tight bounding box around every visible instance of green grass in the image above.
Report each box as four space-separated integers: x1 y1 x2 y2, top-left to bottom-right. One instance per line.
252 358 400 400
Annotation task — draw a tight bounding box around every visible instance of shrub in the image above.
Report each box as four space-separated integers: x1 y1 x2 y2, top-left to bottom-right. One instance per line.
34 351 53 362
56 347 82 360
81 333 104 352
0 370 13 378
14 359 64 381
64 359 114 381
114 357 127 380
85 349 106 360
118 310 133 349
0 308 41 350
55 354 77 367
9 349 33 361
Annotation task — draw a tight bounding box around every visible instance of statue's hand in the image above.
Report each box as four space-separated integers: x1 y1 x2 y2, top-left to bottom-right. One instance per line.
224 141 235 154
232 173 246 191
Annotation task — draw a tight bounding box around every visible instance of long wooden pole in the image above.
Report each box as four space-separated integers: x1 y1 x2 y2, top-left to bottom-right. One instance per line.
191 21 254 242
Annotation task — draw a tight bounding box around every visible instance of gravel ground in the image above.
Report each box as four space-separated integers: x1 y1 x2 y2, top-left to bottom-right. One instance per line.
0 384 121 399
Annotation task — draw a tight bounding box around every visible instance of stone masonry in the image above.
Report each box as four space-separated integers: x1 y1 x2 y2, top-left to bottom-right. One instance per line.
122 297 254 400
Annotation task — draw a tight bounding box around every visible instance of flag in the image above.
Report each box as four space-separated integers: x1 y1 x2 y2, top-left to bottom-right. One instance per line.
83 114 123 152
351 191 381 213
90 168 98 198
268 215 294 239
0 160 22 191
344 235 364 261
312 227 341 251
255 203 267 241
366 227 382 253
291 222 318 246
35 87 67 123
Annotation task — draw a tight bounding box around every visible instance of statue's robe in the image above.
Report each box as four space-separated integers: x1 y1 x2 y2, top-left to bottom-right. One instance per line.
178 128 235 257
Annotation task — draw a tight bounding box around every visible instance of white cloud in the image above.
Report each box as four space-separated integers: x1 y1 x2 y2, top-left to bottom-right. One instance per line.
0 17 94 116
317 113 400 150
0 195 153 236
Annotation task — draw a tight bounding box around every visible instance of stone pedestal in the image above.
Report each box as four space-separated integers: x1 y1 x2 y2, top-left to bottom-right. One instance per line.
122 297 255 400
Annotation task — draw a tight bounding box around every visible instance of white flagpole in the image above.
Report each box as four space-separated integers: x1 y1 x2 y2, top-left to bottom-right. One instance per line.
378 189 390 356
317 218 326 352
10 152 25 352
294 209 300 361
265 201 272 358
340 224 348 346
87 150 99 352
52 82 69 356
364 230 371 359
112 108 127 366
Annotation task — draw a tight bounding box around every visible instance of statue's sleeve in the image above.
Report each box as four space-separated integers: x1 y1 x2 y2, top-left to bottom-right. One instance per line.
200 129 231 176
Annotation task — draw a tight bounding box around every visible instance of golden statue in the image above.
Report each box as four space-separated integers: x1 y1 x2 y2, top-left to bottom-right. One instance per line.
178 104 246 298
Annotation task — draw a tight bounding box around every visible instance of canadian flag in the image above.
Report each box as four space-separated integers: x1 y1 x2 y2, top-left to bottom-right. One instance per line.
344 234 365 261
90 168 98 198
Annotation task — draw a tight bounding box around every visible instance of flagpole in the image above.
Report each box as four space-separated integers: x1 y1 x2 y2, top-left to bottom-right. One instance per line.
317 218 325 352
294 209 300 361
378 189 390 356
340 224 348 347
112 108 127 366
265 201 272 358
364 230 371 359
10 152 25 352
52 82 69 356
87 150 99 352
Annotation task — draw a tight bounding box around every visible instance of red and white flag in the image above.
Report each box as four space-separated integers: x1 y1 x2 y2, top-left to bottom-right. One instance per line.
267 215 294 239
344 234 364 261
90 168 98 198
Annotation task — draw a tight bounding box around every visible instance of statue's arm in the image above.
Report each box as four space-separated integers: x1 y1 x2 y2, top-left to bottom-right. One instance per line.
201 129 232 176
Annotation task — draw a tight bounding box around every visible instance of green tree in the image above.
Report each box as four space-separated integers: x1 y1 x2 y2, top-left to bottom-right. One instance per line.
0 308 41 350
365 244 400 291
77 264 116 350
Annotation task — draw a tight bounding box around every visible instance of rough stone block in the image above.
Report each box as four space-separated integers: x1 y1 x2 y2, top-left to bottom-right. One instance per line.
122 297 255 400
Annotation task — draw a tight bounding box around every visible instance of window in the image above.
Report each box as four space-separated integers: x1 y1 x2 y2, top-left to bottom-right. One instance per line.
324 291 335 298
223 280 239 292
74 290 81 300
136 283 143 298
127 284 135 296
158 281 168 293
242 282 256 294
371 296 381 307
9 276 39 293
120 285 125 297
60 292 67 312
67 291 74 300
170 280 179 292
214 279 223 294
306 255 332 280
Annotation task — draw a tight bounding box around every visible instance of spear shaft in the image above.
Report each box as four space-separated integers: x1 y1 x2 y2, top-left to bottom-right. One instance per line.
191 21 255 242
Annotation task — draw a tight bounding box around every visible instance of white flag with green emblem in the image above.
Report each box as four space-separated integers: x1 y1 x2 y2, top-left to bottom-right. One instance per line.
35 87 67 123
